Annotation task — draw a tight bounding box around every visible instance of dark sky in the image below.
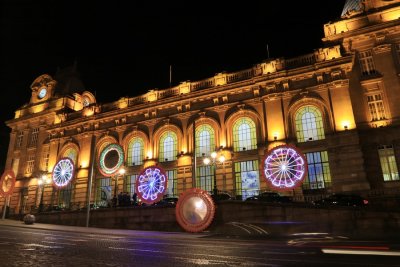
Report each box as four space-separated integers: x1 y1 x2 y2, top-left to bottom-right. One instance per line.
0 0 346 172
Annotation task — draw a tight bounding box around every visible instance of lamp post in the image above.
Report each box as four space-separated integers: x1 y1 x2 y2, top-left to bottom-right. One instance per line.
38 174 48 212
203 151 225 196
113 167 126 201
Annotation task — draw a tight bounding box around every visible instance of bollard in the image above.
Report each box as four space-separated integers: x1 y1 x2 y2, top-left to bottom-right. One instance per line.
23 214 35 225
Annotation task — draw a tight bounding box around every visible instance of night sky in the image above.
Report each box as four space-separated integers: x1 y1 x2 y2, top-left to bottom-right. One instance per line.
0 0 346 172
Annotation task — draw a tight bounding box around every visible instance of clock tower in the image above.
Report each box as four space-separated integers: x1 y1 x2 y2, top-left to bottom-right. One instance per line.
29 74 56 104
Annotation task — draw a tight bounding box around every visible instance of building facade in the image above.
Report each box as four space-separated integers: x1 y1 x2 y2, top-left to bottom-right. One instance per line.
3 0 400 214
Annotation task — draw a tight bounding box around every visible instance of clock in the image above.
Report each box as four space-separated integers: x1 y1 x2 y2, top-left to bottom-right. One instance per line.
38 87 47 99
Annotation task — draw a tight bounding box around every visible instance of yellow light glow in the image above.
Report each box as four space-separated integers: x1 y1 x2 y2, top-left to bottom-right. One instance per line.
146 151 152 159
341 121 350 130
80 160 88 168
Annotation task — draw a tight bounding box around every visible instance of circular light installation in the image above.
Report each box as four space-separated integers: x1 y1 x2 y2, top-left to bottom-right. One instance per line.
52 157 75 188
176 188 215 233
136 166 168 205
98 143 124 177
0 170 16 197
263 145 307 191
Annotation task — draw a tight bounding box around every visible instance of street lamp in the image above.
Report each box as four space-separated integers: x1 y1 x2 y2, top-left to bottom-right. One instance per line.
113 167 126 200
38 174 49 212
203 151 225 196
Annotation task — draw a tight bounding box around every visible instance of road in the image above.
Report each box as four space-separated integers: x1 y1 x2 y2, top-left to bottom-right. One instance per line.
0 223 399 266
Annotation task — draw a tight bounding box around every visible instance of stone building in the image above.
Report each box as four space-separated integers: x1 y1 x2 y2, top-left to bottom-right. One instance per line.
3 0 400 214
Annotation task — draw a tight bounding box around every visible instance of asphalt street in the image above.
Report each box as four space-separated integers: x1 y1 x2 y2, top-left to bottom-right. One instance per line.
0 219 399 266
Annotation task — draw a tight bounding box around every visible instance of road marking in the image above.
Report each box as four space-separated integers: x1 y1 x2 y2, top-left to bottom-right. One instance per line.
322 248 400 256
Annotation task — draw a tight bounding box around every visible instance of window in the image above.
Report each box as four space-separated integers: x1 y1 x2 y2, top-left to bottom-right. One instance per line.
196 166 214 193
159 131 177 162
30 128 39 147
234 160 259 200
127 137 144 166
16 131 23 149
295 106 325 142
124 174 138 195
166 169 177 197
96 178 112 207
58 183 73 209
359 50 376 76
196 124 215 157
63 147 78 164
41 146 50 171
233 117 257 152
303 151 331 190
367 94 386 121
26 154 35 174
378 145 399 181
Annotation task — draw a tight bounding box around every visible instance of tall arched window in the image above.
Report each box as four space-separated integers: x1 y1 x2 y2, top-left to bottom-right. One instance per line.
127 137 144 166
233 117 257 152
295 106 325 142
196 124 215 157
58 146 78 209
159 131 177 162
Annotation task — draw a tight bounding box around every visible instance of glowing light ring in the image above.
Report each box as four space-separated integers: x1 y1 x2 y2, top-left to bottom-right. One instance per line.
136 166 168 205
263 145 307 191
0 170 16 197
98 143 124 177
52 157 75 188
176 188 215 233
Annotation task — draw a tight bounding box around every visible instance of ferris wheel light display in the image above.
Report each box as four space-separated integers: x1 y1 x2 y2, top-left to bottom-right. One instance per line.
175 188 216 233
98 143 124 177
52 157 75 188
263 145 307 191
136 166 168 205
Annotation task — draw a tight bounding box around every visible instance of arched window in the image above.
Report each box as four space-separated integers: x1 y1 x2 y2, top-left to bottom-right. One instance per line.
196 124 215 157
127 137 144 166
159 131 177 162
63 148 78 164
295 106 325 142
233 117 257 152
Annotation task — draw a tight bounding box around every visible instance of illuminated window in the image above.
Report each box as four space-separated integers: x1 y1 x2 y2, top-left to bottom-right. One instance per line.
127 137 144 166
63 148 78 164
26 154 35 174
159 131 177 162
196 166 214 193
166 169 177 197
303 151 331 190
124 174 138 195
41 146 50 171
233 117 257 152
359 50 376 76
30 128 39 147
196 124 215 157
367 94 386 121
16 131 24 149
378 145 399 181
96 178 111 208
295 106 325 142
234 160 259 200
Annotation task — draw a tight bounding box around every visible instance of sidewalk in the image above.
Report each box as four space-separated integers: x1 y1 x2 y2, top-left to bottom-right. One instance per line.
0 218 209 240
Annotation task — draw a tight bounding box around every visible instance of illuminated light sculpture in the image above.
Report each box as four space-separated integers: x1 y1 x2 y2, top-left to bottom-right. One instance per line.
175 188 216 233
263 145 307 191
98 143 124 177
0 170 16 197
135 166 168 205
52 157 75 188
